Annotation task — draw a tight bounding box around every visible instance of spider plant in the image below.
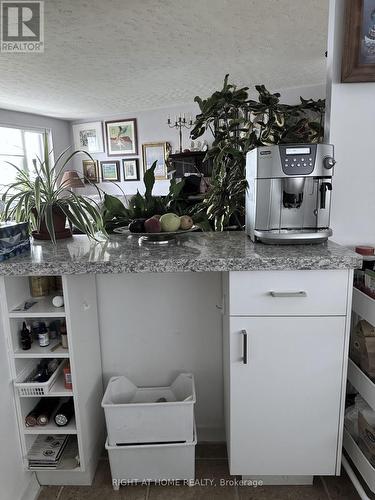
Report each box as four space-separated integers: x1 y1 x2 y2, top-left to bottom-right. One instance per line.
1 131 105 243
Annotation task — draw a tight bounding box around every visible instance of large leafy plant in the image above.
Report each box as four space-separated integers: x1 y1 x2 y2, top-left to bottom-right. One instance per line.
191 75 325 230
1 132 105 242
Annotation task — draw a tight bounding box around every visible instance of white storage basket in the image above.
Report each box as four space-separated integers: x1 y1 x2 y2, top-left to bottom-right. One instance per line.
102 373 196 445
14 359 65 396
105 423 196 489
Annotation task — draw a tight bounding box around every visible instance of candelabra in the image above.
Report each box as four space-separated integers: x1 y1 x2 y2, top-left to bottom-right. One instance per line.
167 114 193 153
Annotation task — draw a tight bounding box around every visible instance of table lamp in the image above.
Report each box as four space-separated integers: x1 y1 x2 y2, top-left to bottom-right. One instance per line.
60 171 85 190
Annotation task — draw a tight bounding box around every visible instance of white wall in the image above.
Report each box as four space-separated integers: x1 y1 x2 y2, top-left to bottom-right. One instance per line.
326 0 375 246
0 108 72 162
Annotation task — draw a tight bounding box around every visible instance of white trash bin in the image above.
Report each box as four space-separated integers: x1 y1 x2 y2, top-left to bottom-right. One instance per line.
105 423 197 490
102 373 196 445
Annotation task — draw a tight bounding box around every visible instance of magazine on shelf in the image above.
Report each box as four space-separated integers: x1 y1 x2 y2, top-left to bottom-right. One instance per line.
27 434 69 468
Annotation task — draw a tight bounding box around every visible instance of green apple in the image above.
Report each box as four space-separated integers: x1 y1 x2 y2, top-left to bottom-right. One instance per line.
160 213 181 232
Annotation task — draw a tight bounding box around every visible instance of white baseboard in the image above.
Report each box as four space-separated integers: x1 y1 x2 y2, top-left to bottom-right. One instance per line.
20 474 40 500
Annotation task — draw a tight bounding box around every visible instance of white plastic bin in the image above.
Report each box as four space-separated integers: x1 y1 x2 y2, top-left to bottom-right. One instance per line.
14 359 65 396
105 424 196 489
102 373 195 445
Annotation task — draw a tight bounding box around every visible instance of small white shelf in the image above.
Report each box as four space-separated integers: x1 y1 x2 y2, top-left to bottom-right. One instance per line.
0 273 103 485
343 429 375 493
347 358 375 411
23 418 76 435
344 286 375 498
9 296 65 318
352 288 375 327
14 339 69 359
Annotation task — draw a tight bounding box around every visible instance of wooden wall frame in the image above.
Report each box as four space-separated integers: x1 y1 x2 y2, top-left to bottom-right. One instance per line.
342 0 375 82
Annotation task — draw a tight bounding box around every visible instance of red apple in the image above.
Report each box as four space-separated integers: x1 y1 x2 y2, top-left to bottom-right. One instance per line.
144 217 161 233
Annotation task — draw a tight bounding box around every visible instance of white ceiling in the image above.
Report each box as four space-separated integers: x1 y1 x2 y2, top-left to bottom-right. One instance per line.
0 0 329 121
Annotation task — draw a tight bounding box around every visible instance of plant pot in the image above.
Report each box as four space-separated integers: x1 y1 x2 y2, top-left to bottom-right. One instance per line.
32 207 72 241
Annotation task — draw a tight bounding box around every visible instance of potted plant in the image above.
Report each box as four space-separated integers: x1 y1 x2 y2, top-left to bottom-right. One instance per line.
191 75 325 230
1 132 105 243
101 162 189 232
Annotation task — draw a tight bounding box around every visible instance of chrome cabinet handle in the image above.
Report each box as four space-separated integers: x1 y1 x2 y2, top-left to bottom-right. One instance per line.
241 329 248 365
269 291 307 298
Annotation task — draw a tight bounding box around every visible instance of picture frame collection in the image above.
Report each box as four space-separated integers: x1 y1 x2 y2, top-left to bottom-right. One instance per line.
73 118 170 183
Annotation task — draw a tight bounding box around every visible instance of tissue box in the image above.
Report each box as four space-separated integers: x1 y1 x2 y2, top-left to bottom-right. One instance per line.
0 222 30 262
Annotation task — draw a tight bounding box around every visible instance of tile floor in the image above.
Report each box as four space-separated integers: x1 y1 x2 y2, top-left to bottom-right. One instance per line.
37 444 361 500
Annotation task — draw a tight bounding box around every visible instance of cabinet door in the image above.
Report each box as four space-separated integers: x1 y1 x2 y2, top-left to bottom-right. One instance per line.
227 316 345 476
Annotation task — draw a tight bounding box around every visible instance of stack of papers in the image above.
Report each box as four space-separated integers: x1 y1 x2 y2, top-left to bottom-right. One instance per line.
27 434 69 469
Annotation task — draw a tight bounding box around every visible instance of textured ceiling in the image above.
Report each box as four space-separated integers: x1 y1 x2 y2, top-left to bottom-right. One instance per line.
0 0 328 120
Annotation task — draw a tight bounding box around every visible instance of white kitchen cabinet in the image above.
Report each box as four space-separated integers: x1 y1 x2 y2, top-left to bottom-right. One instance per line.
227 316 345 476
223 269 353 479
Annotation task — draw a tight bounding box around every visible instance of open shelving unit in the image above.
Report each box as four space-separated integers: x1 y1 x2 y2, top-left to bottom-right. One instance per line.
0 274 104 486
343 287 375 498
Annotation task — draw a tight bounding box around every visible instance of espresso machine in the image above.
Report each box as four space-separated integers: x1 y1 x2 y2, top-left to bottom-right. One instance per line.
245 144 336 244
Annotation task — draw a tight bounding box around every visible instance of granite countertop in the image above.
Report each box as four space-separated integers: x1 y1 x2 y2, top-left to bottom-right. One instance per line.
0 232 362 275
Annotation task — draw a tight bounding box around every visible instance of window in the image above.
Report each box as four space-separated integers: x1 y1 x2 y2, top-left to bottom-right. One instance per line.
0 126 47 191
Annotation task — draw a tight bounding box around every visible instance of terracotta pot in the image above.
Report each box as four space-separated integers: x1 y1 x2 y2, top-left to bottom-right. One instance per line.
32 206 72 240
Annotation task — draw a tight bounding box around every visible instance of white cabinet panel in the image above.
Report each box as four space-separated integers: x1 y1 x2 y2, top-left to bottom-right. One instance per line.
228 270 348 316
227 316 345 476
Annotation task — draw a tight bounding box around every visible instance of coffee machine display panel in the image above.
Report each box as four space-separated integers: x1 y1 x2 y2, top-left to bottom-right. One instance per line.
280 144 317 176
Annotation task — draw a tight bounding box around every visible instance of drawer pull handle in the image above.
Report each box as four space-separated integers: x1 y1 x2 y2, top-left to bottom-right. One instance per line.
241 329 248 365
269 291 307 298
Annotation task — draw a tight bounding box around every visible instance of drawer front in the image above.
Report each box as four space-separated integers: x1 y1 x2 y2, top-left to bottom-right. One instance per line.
228 270 348 316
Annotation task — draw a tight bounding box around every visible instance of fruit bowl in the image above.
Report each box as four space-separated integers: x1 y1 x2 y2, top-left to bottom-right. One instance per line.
113 225 199 244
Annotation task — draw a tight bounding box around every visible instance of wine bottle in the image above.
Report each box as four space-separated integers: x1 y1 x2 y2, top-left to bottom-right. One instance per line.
20 321 31 350
25 398 58 427
54 398 74 427
32 360 50 382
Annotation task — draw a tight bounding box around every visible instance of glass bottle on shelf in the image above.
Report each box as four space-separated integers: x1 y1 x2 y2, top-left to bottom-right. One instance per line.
20 321 31 350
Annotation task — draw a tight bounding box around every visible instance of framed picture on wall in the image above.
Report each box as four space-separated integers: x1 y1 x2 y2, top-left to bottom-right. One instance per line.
342 0 375 82
73 122 104 153
105 119 138 156
82 159 100 183
100 161 120 182
142 142 169 180
122 159 139 181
